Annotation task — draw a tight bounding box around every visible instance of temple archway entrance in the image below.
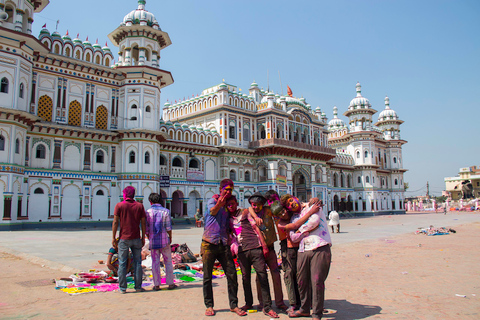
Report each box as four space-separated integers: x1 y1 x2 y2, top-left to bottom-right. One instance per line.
171 190 184 217
293 170 309 202
187 190 201 218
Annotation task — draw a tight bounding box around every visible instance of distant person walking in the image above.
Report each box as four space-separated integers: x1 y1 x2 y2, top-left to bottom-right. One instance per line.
112 186 146 294
195 209 203 228
328 210 340 233
146 193 176 291
444 205 447 215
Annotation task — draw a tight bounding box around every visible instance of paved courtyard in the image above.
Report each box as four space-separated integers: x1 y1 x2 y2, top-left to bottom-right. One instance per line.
1 212 479 319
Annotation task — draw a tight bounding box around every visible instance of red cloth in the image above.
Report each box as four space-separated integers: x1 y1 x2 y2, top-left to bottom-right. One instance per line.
114 200 146 240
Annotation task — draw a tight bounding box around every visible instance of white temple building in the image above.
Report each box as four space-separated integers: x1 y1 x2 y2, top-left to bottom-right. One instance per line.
0 0 407 229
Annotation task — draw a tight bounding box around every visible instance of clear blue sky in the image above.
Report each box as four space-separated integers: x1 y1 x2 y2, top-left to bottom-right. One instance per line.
33 0 480 197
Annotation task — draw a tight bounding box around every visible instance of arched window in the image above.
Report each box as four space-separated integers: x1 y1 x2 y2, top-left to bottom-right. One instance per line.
65 47 71 57
189 159 199 169
129 151 135 163
105 57 110 67
365 176 370 183
54 44 60 54
393 157 397 164
245 170 251 182
172 157 182 167
95 55 101 64
36 144 46 159
357 176 361 184
144 151 150 164
395 179 398 185
19 83 24 98
34 188 44 194
85 52 91 62
15 138 20 154
340 174 345 187
230 169 236 181
356 151 360 158
75 50 81 59
146 106 151 112
364 151 368 158
159 155 166 166
131 104 137 109
0 135 4 151
1 78 9 93
333 173 338 187
96 150 104 163
96 190 104 196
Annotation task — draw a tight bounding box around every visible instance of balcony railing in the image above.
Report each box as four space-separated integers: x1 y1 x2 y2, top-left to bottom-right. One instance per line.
249 138 336 155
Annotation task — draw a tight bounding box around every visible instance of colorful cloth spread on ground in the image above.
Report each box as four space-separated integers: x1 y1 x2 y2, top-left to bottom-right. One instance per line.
55 263 227 295
416 226 454 236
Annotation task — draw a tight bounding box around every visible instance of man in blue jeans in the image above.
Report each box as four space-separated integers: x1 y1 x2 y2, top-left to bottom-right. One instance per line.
201 179 246 317
112 186 146 293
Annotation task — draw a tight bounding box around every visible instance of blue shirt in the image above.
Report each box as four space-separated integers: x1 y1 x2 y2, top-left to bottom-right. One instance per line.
202 197 230 245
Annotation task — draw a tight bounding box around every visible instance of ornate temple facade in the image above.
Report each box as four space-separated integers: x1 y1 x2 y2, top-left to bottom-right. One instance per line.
0 0 406 229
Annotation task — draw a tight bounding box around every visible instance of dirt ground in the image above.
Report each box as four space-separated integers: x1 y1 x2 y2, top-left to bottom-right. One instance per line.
1 222 479 320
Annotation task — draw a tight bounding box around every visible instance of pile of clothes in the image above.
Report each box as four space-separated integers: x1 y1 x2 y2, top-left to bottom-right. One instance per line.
416 226 456 236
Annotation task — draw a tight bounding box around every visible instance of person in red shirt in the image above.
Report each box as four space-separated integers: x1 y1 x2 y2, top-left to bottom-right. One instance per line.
112 186 146 294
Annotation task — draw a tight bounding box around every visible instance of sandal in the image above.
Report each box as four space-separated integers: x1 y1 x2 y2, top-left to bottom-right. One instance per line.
152 286 161 291
205 307 216 316
168 284 178 290
277 304 289 312
240 305 253 311
288 310 310 318
264 309 279 318
230 307 247 317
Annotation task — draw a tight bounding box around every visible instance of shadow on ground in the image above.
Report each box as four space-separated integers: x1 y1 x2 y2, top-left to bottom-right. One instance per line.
324 299 382 319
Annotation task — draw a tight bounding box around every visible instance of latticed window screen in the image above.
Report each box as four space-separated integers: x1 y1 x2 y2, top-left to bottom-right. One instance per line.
68 100 82 126
38 95 53 122
95 105 108 130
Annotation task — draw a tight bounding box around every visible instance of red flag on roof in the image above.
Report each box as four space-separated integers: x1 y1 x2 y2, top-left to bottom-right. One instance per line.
42 23 46 28
287 85 293 97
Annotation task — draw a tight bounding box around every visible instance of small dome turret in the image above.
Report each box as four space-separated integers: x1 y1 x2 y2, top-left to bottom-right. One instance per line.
62 30 72 42
328 106 346 130
122 0 160 29
349 82 371 109
378 96 399 121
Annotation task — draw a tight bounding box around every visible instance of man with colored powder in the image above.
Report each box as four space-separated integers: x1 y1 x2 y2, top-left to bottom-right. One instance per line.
237 192 279 318
250 190 288 312
201 179 246 317
281 194 331 320
145 192 176 291
112 186 146 294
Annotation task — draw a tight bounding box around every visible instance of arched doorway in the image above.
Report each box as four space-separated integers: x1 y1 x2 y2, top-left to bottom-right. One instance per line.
171 190 183 217
28 186 49 222
160 189 167 207
333 195 340 211
92 188 108 221
61 185 80 221
347 195 353 211
293 170 308 202
187 190 201 218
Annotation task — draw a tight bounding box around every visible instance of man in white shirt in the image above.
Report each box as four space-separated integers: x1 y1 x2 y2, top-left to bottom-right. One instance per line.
281 194 332 320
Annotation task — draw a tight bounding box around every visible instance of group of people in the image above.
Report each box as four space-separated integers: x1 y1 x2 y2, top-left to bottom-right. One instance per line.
111 186 176 293
201 179 332 319
110 182 333 319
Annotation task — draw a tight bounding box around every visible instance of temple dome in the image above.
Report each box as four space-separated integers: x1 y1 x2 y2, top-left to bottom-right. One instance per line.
122 0 161 30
